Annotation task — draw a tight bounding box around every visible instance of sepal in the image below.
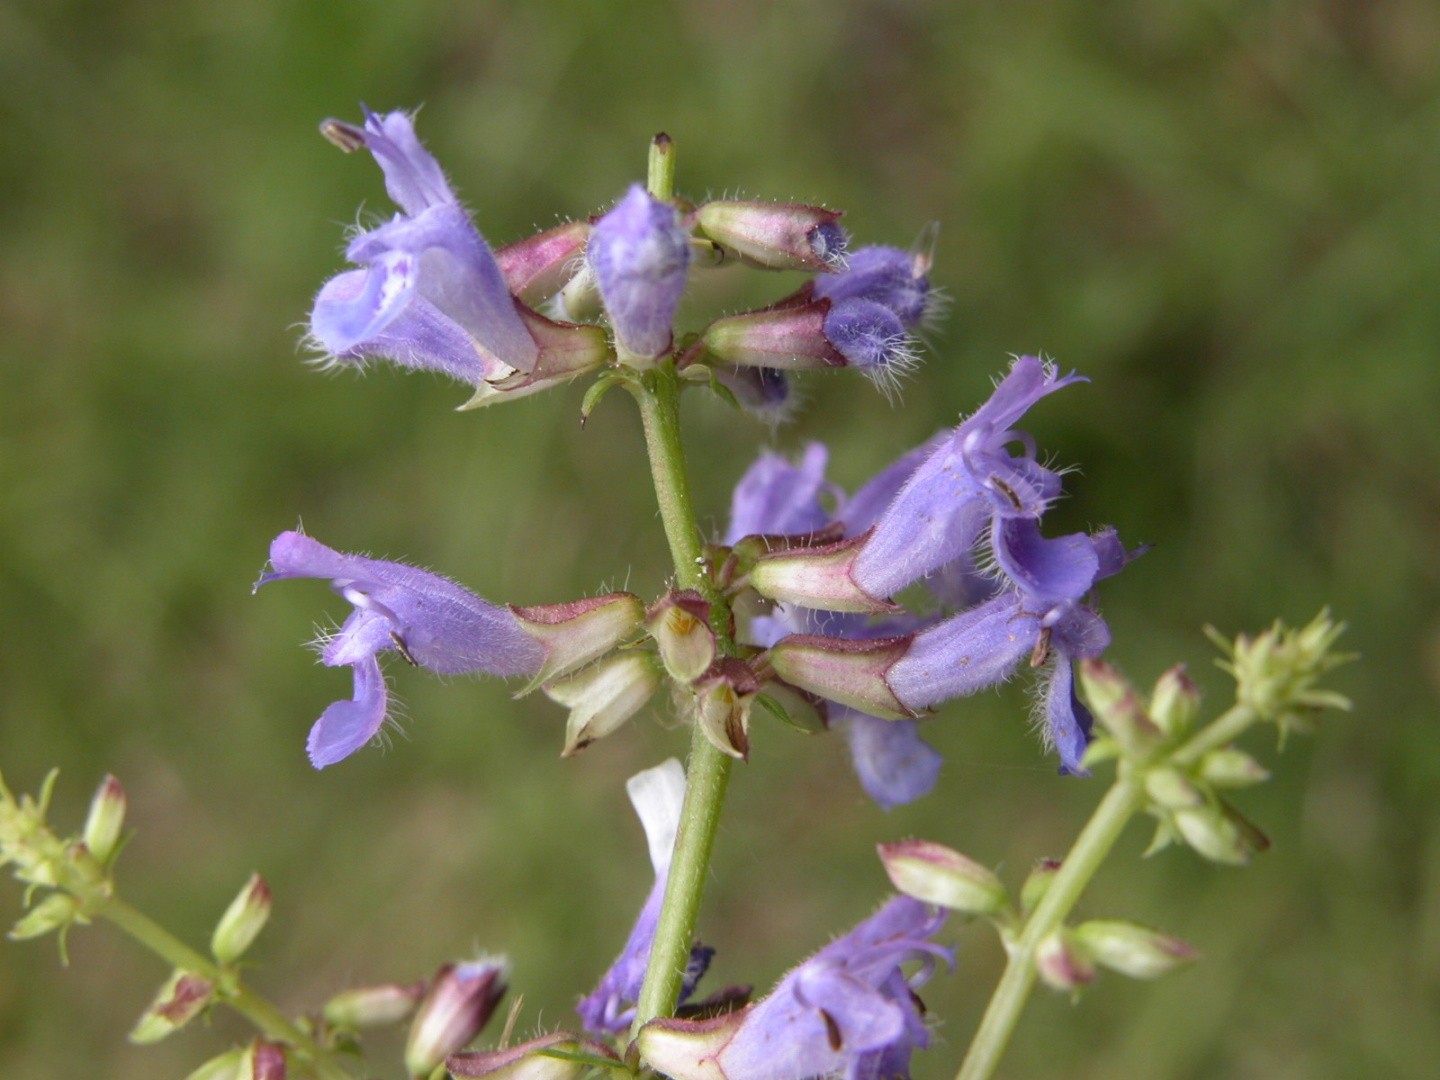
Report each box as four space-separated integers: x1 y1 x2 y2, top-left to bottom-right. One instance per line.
636 1009 748 1080
690 659 761 760
701 299 845 371
495 221 592 305
1197 748 1270 788
448 1032 625 1079
1035 929 1095 995
240 1040 287 1080
81 774 126 868
182 1048 245 1080
1072 920 1199 980
459 308 612 409
9 891 83 941
878 839 1010 918
130 969 216 1043
646 591 717 684
511 593 645 692
766 634 916 720
1078 660 1162 759
210 872 272 966
693 200 846 272
405 958 508 1078
1172 800 1270 865
748 533 898 614
544 652 662 756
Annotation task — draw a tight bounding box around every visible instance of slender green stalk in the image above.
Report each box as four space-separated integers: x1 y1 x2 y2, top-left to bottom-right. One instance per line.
1171 703 1258 768
956 776 1147 1080
627 365 737 1035
96 896 354 1080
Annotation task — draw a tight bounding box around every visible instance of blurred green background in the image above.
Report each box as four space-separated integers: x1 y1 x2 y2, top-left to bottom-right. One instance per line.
2 1 1437 1077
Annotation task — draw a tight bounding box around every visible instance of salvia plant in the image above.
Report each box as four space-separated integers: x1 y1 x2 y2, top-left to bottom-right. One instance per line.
0 109 1354 1080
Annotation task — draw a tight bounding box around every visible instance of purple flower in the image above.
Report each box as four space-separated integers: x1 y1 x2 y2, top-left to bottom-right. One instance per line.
255 531 544 768
639 897 950 1080
813 244 936 330
309 109 538 386
578 759 712 1036
851 356 1085 600
588 185 691 360
724 443 834 545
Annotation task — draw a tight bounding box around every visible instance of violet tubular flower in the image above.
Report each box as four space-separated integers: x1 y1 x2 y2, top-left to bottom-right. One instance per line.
578 759 713 1036
309 109 539 386
639 897 951 1080
588 184 691 362
255 531 545 768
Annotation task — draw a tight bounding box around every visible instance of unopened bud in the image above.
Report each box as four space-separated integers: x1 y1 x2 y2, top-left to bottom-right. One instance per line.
1035 929 1095 994
511 592 645 692
323 980 424 1030
545 651 662 757
131 969 216 1044
240 1039 287 1080
183 1048 245 1080
1078 660 1161 756
450 1032 624 1078
766 634 915 721
702 299 845 372
1019 858 1062 917
693 200 847 272
1173 801 1268 866
495 220 592 305
1144 767 1205 811
81 774 126 867
878 839 1010 917
1073 920 1199 980
405 958 508 1078
749 533 896 614
210 873 272 966
9 892 81 941
646 591 717 684
1198 748 1270 788
1148 665 1200 737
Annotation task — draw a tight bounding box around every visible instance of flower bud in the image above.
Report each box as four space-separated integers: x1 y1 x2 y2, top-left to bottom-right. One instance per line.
183 1048 245 1080
210 873 272 966
544 652 662 757
1198 748 1270 788
1073 920 1199 980
878 839 1010 917
1078 660 1161 757
323 981 424 1030
450 1032 624 1078
765 634 915 721
1143 767 1205 811
495 220 591 305
81 773 126 867
646 591 717 684
691 658 760 760
1019 858 1062 917
748 534 897 615
240 1039 287 1080
702 299 845 372
693 200 847 272
1035 929 1095 994
1148 664 1200 737
9 892 82 941
511 592 645 692
588 184 690 364
405 958 508 1079
1173 801 1268 866
131 970 216 1044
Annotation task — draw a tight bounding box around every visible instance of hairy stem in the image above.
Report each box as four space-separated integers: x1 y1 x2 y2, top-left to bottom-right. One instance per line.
956 775 1147 1080
628 363 737 1036
96 897 354 1080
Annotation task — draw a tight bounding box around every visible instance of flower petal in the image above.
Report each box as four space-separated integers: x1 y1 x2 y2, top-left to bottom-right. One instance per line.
887 593 1040 712
836 710 941 810
308 655 389 768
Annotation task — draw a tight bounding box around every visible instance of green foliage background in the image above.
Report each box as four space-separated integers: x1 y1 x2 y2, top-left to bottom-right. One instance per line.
2 2 1436 1077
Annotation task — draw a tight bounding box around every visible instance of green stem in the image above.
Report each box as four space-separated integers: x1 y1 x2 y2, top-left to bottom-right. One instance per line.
627 365 736 1036
956 775 1147 1080
96 896 353 1080
1171 703 1258 768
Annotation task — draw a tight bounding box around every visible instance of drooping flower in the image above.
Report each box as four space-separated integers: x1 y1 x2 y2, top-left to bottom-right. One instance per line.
308 109 540 386
578 759 712 1036
587 184 691 361
638 896 951 1080
255 531 545 768
812 244 937 330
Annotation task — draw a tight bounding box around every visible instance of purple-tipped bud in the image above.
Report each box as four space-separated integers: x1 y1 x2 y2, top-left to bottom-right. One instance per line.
131 970 216 1044
1072 921 1199 980
1077 659 1162 758
1173 802 1268 866
693 200 847 272
765 635 915 721
1035 929 1096 994
821 298 919 394
588 185 690 362
323 981 425 1030
1019 858 1062 917
242 1040 287 1080
449 1033 623 1078
81 774 126 867
544 652 663 757
748 534 896 614
495 220 592 305
1148 664 1200 737
510 592 646 692
210 873 272 966
878 839 1010 918
646 591 718 684
405 959 508 1078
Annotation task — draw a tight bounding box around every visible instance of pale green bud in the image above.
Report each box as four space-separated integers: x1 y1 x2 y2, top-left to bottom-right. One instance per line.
1198 748 1270 788
81 774 126 867
210 872 272 966
1074 920 1199 979
323 981 424 1030
1035 929 1095 994
1078 660 1161 757
878 839 1010 917
182 1048 245 1080
1173 801 1268 866
1019 858 1062 917
130 969 215 1044
1148 665 1200 737
1144 766 1206 811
